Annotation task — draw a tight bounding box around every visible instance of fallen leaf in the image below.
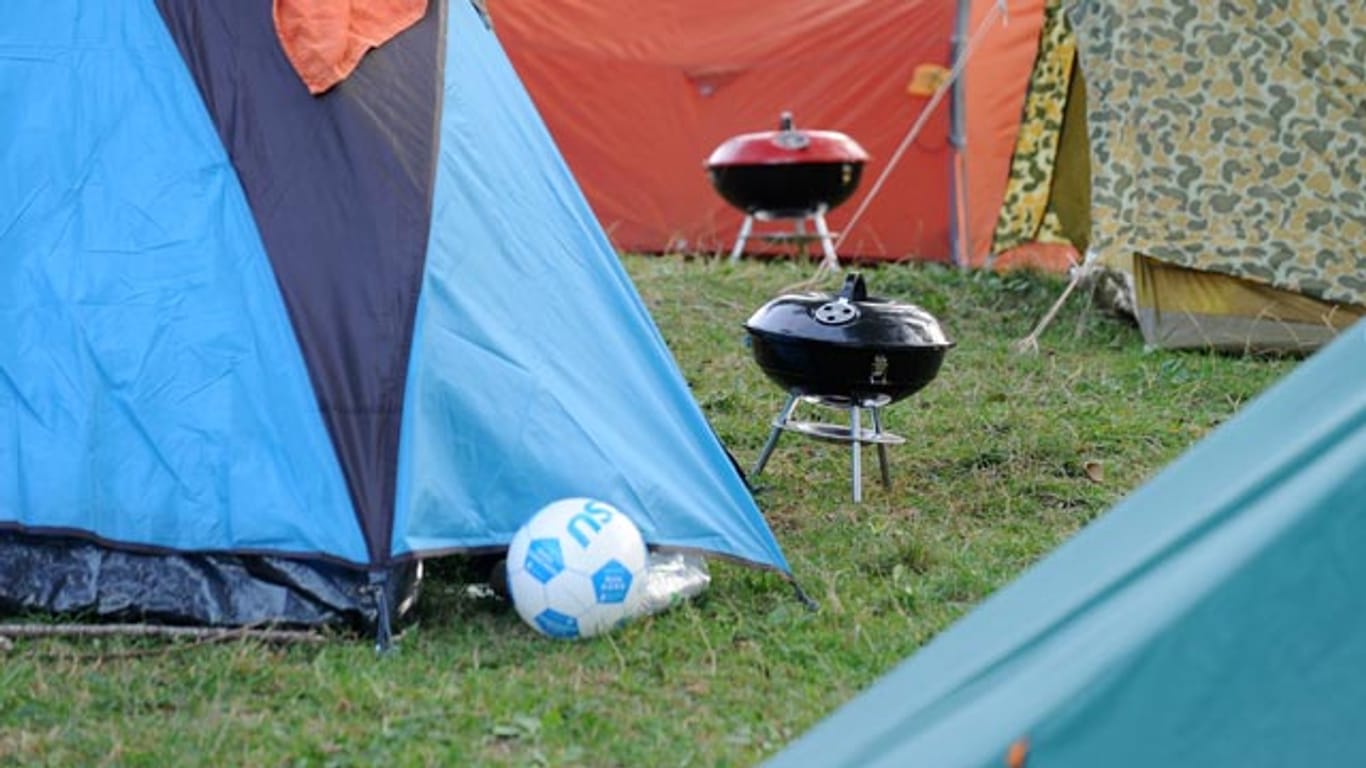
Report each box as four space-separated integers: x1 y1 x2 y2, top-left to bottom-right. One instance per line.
1083 460 1104 483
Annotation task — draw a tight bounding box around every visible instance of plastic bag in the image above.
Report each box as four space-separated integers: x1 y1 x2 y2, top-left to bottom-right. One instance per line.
634 551 710 617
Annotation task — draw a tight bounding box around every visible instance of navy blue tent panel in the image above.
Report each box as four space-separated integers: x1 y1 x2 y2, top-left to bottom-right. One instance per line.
155 0 445 562
0 0 789 628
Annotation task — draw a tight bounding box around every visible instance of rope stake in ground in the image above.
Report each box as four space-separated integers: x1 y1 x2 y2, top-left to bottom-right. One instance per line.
1015 248 1093 354
1015 267 1084 354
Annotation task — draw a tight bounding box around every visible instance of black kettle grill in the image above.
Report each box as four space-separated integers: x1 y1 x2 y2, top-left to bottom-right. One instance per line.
744 272 953 501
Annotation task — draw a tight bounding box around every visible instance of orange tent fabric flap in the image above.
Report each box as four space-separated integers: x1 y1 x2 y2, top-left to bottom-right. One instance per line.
274 0 428 94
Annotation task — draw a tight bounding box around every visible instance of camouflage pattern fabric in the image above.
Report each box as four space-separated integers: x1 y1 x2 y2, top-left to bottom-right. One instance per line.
993 0 1077 253
1069 0 1366 307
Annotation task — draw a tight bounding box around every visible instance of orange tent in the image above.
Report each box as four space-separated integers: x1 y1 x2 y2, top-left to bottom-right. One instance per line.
491 0 1048 266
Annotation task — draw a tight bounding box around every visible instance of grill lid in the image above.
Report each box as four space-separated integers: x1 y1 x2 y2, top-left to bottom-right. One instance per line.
744 273 953 350
706 112 869 168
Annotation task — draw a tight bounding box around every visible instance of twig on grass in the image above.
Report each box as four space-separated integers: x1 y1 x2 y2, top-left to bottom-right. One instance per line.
0 623 327 643
0 623 329 661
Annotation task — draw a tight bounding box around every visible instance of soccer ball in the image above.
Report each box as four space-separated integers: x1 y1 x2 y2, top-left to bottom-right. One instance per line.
506 497 648 640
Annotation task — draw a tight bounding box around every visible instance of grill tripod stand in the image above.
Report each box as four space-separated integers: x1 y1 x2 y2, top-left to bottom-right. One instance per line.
750 393 905 503
727 205 840 272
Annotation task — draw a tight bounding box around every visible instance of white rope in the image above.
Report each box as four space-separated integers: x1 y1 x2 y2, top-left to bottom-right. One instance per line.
833 0 1009 256
1014 266 1083 354
771 1 1010 295
1014 248 1093 354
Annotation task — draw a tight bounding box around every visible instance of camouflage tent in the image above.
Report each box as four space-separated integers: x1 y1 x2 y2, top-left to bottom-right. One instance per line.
996 0 1364 351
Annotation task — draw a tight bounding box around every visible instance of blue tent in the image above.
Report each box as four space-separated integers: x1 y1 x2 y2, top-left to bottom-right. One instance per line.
0 0 788 632
769 321 1366 766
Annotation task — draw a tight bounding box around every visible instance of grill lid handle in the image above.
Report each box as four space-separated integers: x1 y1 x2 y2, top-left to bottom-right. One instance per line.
839 272 868 302
773 110 810 150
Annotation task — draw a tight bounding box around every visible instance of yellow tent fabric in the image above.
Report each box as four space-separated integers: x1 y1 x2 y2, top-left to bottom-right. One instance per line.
1045 55 1090 254
992 0 1079 253
1131 255 1364 351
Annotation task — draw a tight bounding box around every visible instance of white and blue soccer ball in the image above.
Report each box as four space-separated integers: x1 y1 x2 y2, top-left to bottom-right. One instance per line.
506 497 649 640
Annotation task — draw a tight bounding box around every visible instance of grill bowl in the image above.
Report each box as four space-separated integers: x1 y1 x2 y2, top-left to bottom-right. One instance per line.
708 162 864 218
745 330 948 404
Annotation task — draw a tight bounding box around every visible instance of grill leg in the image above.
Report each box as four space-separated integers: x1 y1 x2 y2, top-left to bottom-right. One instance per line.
850 403 862 503
813 208 840 272
751 393 799 478
871 406 891 489
729 215 755 263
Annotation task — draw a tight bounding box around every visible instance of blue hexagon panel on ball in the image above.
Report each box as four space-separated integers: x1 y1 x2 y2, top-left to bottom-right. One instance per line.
592 560 634 604
525 538 565 584
506 497 649 639
533 609 580 640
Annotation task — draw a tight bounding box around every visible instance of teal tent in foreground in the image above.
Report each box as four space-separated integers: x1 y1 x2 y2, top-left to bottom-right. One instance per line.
770 320 1366 767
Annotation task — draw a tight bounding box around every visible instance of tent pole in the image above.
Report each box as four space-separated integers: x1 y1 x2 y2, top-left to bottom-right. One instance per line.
950 0 972 269
949 0 971 269
834 0 999 266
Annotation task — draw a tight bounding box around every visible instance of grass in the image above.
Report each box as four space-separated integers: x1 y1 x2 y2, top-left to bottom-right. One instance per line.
0 255 1298 766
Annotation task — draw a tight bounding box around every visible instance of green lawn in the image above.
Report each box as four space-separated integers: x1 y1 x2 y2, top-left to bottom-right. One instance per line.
0 256 1298 766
